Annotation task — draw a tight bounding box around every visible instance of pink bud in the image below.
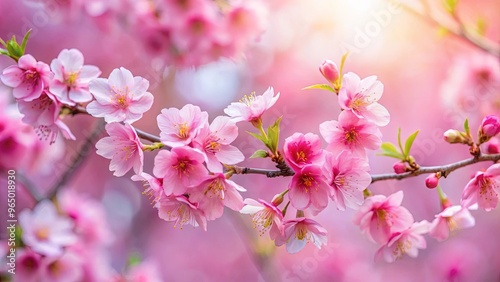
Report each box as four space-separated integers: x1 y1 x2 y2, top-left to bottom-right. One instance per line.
425 174 439 189
271 193 284 206
480 115 500 139
393 162 407 174
319 60 339 84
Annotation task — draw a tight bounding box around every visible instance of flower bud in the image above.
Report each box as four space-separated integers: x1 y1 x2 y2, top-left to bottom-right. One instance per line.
271 193 284 206
425 173 439 189
393 162 407 174
443 129 467 144
319 60 339 84
479 115 500 143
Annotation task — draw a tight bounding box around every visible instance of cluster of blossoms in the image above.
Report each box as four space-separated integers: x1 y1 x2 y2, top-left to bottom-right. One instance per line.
32 0 267 67
1 49 102 143
1 191 161 282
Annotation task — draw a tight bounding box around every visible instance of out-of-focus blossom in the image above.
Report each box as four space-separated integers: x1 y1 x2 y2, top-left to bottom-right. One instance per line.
338 72 389 126
1 54 52 101
125 261 163 282
322 151 371 210
275 217 328 254
461 163 500 211
283 132 324 172
189 173 245 220
87 67 153 124
49 48 101 105
375 220 431 263
14 249 42 282
19 200 77 257
96 122 144 177
38 250 83 282
353 191 414 244
240 198 284 238
153 146 207 195
224 87 280 124
192 116 244 172
429 205 475 241
485 138 500 154
156 194 207 230
441 53 500 125
320 110 382 157
157 104 208 147
289 164 330 212
58 190 113 247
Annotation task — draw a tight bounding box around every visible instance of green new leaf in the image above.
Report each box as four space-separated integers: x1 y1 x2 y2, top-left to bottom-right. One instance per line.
127 253 142 268
247 131 268 144
250 149 268 158
379 142 405 160
404 130 419 158
463 118 470 136
302 84 335 92
267 116 282 153
397 128 404 154
20 29 31 53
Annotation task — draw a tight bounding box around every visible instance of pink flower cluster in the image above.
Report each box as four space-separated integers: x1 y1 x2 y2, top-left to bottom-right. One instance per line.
1 49 103 143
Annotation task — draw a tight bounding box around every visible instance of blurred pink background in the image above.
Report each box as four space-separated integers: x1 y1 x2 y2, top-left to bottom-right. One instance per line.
1 0 500 281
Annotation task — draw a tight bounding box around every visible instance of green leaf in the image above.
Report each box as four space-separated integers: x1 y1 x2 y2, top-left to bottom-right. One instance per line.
302 84 335 92
397 128 404 154
463 118 470 136
266 116 282 153
247 131 267 144
21 29 31 53
379 142 405 160
404 130 419 157
250 149 268 158
127 253 141 268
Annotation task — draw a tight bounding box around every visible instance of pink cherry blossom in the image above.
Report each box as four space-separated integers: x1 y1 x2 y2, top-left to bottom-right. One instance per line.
125 261 163 282
17 90 76 143
157 104 209 147
19 200 77 257
49 48 101 105
16 249 42 282
353 191 414 244
461 163 500 211
87 67 154 123
189 173 246 220
289 164 330 213
375 220 431 263
1 54 52 101
319 60 339 84
96 122 144 177
320 110 382 157
153 146 207 195
193 116 244 172
240 198 284 238
224 87 280 123
283 132 324 172
322 151 372 210
131 172 164 204
156 194 207 230
429 205 475 241
39 250 83 282
338 72 390 126
275 217 328 254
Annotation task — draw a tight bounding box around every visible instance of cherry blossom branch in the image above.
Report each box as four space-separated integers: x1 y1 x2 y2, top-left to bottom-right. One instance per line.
371 153 500 183
17 172 43 202
45 119 106 201
396 0 500 57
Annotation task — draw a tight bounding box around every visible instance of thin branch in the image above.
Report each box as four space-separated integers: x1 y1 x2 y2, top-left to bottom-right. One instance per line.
45 119 106 201
397 1 500 57
17 172 42 202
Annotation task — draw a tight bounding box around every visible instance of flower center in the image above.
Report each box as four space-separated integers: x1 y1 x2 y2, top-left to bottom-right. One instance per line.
174 160 190 175
205 178 225 200
350 96 368 110
301 175 316 189
296 151 307 162
240 92 256 106
48 261 63 276
24 70 40 82
392 239 412 259
35 227 50 241
295 224 308 240
65 72 78 86
177 123 190 139
344 128 358 144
